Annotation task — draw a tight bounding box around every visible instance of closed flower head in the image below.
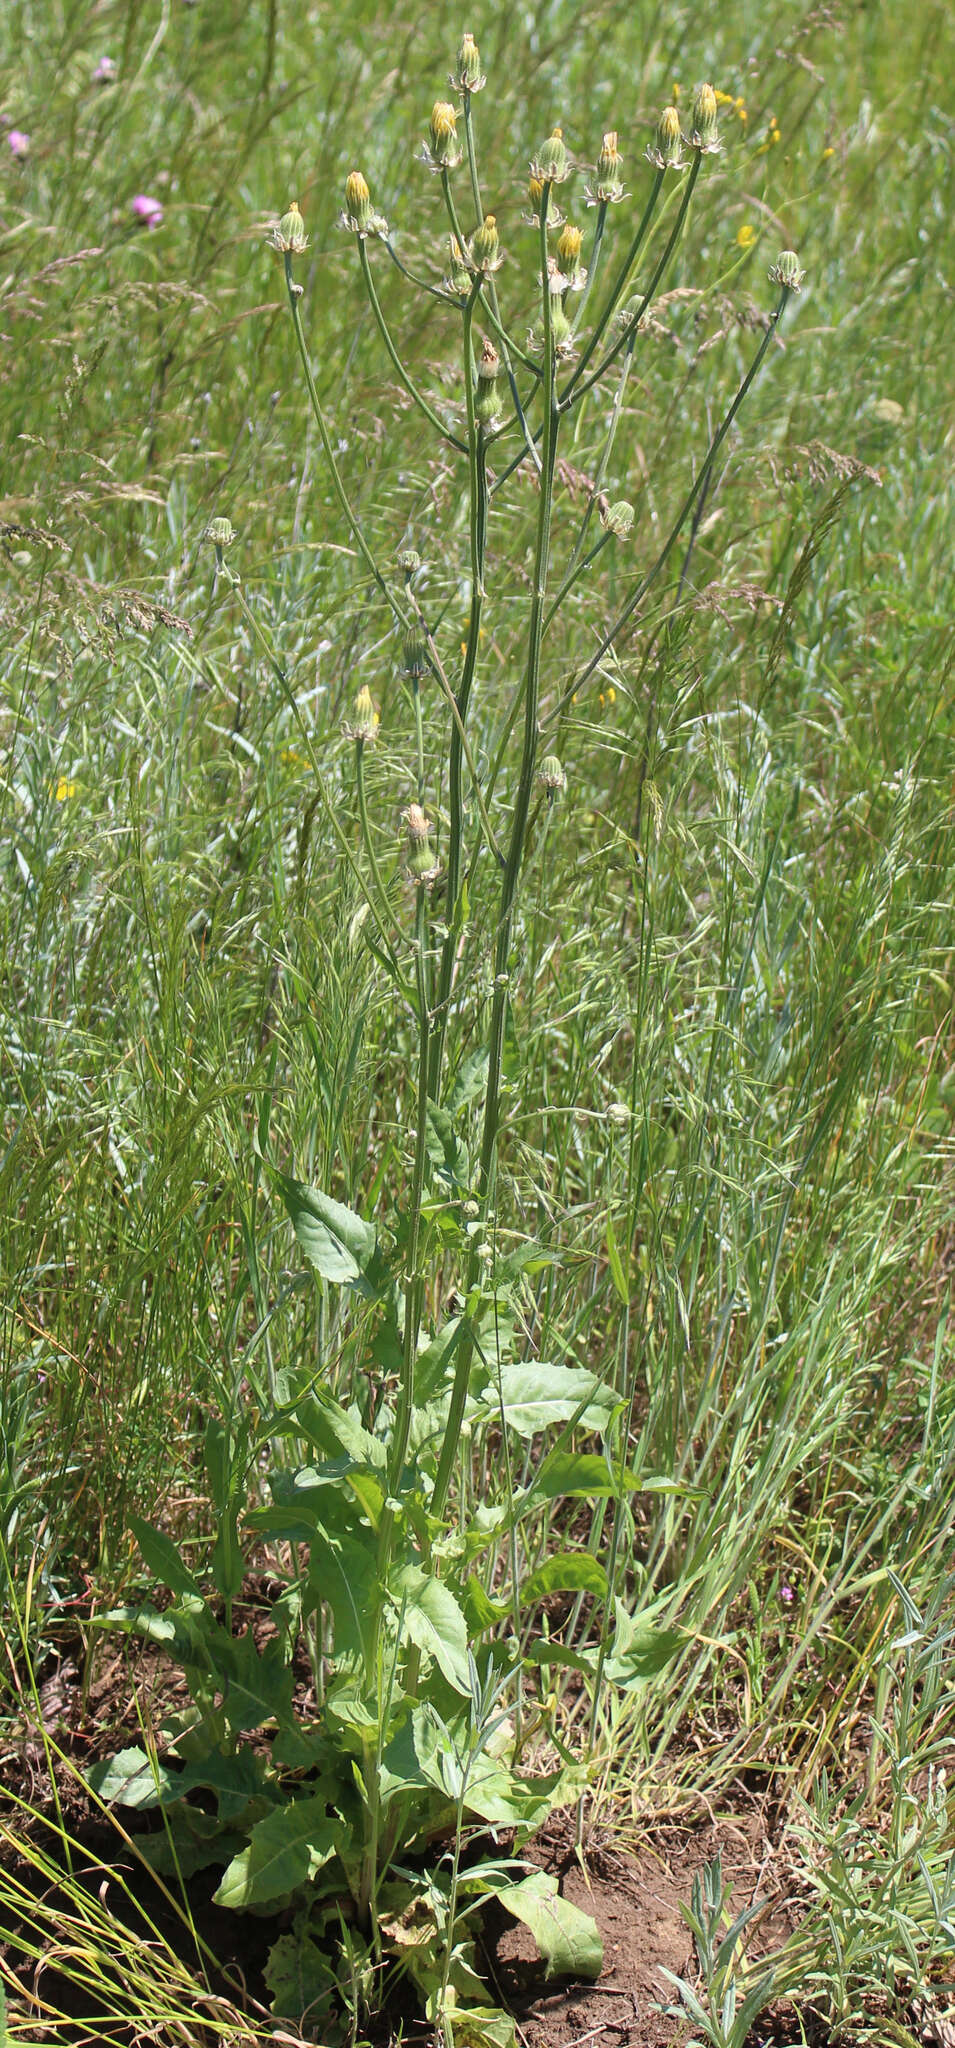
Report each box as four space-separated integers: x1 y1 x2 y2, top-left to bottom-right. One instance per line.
647 104 683 170
689 82 720 153
592 130 624 203
428 100 461 167
272 199 307 254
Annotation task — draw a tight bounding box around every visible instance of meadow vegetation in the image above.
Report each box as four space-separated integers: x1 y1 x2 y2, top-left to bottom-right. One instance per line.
1 0 953 2043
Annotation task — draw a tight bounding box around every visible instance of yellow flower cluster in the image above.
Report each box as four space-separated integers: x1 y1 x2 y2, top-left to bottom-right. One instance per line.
755 112 782 155
714 87 748 126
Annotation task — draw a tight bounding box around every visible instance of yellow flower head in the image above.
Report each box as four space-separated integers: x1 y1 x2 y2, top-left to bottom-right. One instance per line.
54 776 76 802
736 223 757 249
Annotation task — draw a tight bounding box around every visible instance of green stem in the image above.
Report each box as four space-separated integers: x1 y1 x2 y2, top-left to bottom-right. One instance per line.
543 529 612 635
358 238 467 452
546 288 790 727
427 289 491 1098
377 888 432 1565
449 130 543 472
355 738 396 946
562 169 664 402
431 186 560 1523
383 237 458 305
283 253 405 629
562 159 699 413
564 329 639 579
571 198 608 334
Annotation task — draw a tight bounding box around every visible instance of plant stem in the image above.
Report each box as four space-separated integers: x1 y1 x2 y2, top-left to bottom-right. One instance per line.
546 288 790 726
562 168 665 402
283 253 406 630
355 738 396 947
428 285 491 1098
430 185 560 1523
561 159 699 413
358 238 467 452
571 197 608 334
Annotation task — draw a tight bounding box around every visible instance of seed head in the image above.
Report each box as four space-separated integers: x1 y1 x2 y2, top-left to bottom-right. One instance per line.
454 30 485 92
647 105 683 170
769 249 806 293
272 199 308 255
688 83 720 153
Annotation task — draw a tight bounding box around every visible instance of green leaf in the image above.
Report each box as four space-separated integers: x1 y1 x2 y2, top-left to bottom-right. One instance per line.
426 1101 471 1191
496 1871 602 1980
214 1632 296 1734
265 1920 338 2026
463 1575 509 1633
478 1364 612 1437
213 1796 337 1908
129 1515 201 1599
604 1211 630 1305
274 1171 377 1285
307 1523 379 1662
604 1608 685 1686
523 1553 608 1602
87 1745 180 1810
392 1565 470 1694
175 1746 270 1820
530 1451 638 1500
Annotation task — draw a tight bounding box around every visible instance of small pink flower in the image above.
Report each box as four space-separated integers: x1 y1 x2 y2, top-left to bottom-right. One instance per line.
7 129 30 159
93 56 116 84
780 1581 796 1606
131 193 163 228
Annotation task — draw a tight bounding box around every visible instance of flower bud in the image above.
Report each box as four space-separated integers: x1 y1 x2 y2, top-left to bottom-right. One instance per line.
689 82 720 153
206 516 235 549
647 105 683 170
769 249 806 293
593 131 624 203
345 170 373 231
400 627 430 679
402 803 437 880
469 213 501 271
343 683 380 743
444 235 470 295
272 199 308 255
549 302 573 353
556 221 586 287
429 100 459 165
455 30 484 92
397 546 422 576
538 754 567 799
474 337 503 427
600 499 634 538
533 125 569 184
526 174 563 228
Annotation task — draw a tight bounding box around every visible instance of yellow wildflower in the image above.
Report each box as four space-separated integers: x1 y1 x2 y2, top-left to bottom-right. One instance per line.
736 223 757 249
54 776 76 802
